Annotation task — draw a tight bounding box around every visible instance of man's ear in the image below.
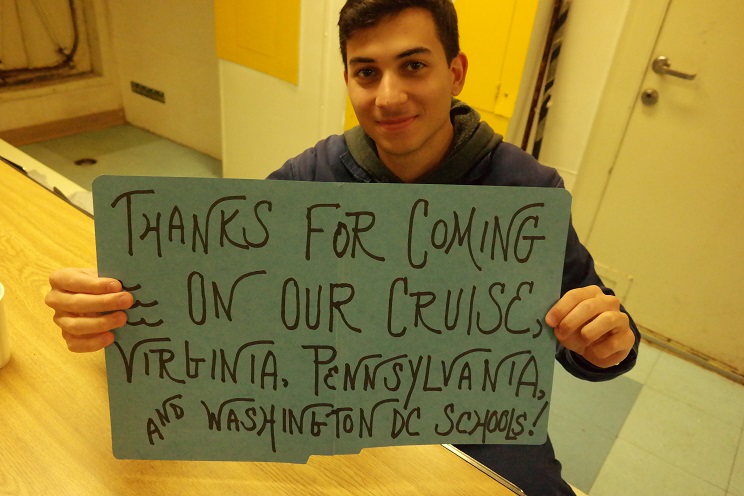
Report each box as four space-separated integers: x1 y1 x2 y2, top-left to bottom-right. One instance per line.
344 70 349 86
450 52 468 96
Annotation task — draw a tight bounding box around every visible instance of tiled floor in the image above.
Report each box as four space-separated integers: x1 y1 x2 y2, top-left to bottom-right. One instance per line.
552 341 744 495
19 126 744 495
20 125 221 191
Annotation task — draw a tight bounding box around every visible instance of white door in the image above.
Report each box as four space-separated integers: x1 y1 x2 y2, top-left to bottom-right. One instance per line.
585 0 744 374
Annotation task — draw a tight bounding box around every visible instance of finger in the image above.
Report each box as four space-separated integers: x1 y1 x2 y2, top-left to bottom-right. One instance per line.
559 328 632 368
49 268 123 295
546 286 604 328
554 306 628 356
62 329 116 353
552 293 619 339
53 310 129 337
46 290 133 315
584 323 635 363
579 310 629 345
554 328 587 357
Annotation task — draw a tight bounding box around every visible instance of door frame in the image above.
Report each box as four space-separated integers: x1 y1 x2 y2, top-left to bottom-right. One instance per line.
570 0 672 239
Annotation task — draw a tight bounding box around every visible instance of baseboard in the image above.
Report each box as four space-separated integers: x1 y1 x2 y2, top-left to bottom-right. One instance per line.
640 327 744 385
0 109 126 147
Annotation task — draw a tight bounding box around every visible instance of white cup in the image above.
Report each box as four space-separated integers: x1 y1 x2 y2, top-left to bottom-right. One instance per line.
0 282 9 369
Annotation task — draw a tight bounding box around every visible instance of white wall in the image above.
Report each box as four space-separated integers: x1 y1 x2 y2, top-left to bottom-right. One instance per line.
0 0 221 161
0 0 121 132
0 0 94 74
219 0 347 179
528 0 633 192
106 0 222 159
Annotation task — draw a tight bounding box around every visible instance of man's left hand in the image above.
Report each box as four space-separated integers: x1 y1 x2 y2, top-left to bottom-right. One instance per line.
546 285 635 368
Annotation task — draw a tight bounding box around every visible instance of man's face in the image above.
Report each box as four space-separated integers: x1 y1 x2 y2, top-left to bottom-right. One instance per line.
344 8 466 179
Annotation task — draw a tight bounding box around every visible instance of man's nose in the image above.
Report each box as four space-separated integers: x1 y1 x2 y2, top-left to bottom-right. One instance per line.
376 74 408 107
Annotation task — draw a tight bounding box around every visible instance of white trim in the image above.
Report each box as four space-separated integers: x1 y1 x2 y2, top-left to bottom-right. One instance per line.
317 0 348 139
505 0 557 147
570 0 671 238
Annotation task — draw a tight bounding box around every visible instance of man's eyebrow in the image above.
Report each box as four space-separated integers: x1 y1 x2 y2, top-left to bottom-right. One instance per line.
347 47 433 66
348 56 375 66
397 47 432 59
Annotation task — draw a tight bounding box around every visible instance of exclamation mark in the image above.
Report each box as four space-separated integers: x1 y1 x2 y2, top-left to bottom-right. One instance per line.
529 401 549 436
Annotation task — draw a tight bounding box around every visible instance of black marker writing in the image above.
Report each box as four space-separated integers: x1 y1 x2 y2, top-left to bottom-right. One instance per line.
305 203 385 262
187 270 267 325
387 279 542 338
301 345 540 409
280 278 361 333
146 394 185 445
435 404 527 443
110 189 272 257
407 200 547 270
113 339 278 386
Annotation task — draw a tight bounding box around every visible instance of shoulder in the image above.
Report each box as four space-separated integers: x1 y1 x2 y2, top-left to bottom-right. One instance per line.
471 141 564 188
267 135 354 182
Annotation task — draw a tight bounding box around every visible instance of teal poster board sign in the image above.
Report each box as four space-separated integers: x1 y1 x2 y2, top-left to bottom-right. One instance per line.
92 176 571 462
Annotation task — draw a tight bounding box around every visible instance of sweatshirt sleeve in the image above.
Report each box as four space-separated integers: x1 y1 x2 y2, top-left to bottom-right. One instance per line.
555 220 641 381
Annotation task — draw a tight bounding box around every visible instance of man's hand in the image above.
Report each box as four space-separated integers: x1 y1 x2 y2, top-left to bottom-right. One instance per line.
45 268 133 353
546 285 635 368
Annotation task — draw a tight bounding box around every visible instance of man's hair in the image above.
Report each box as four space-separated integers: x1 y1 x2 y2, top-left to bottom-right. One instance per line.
338 0 460 68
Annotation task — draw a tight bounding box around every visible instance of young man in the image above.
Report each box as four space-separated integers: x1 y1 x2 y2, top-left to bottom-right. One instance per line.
46 1 639 494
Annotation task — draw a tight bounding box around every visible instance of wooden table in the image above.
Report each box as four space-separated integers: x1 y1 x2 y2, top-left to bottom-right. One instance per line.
0 158 521 495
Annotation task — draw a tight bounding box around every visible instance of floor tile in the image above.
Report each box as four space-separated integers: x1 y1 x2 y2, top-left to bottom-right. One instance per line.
549 364 641 492
34 125 162 159
729 432 744 496
549 408 615 493
645 352 744 428
591 438 726 496
551 363 641 434
20 125 221 191
619 387 738 489
623 340 661 384
18 143 95 190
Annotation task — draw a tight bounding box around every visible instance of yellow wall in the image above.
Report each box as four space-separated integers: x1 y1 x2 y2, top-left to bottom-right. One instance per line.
214 0 301 85
345 0 539 135
218 0 348 179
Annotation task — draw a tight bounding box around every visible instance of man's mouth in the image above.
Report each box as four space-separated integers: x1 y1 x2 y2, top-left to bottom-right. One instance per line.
377 116 416 131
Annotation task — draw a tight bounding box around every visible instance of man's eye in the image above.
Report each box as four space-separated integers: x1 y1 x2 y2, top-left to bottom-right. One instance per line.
355 68 376 79
406 61 426 71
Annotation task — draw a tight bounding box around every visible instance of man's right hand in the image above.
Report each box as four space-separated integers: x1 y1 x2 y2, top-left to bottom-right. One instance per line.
45 268 133 353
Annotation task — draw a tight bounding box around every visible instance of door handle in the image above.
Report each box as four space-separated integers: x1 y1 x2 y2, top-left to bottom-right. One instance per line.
652 56 697 80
